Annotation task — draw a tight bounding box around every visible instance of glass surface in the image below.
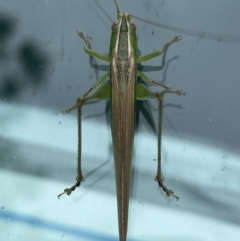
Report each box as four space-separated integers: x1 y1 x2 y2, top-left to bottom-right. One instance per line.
0 0 240 241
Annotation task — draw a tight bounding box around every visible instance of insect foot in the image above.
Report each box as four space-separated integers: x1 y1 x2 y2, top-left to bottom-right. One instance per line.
155 174 179 201
58 175 84 199
62 108 72 114
174 36 182 42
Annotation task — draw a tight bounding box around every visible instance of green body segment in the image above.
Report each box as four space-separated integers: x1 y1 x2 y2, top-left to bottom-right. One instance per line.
109 13 138 241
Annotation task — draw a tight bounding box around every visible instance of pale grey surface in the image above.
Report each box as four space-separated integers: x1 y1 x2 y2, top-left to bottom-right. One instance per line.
0 103 240 241
0 0 240 240
0 0 240 148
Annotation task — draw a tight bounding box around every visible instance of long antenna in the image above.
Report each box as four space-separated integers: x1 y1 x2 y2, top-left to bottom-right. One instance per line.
131 14 240 44
114 0 120 13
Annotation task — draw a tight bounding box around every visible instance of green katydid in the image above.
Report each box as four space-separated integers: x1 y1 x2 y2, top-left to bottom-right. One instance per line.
58 0 185 240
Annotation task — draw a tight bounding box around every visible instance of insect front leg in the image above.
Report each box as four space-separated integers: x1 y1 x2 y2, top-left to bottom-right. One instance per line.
137 36 181 63
137 36 185 96
77 31 110 62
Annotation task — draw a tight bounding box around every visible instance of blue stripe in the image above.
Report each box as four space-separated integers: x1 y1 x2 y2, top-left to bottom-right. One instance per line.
0 210 139 241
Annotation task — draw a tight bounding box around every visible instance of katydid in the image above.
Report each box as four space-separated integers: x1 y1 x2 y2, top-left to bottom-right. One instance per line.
58 0 185 240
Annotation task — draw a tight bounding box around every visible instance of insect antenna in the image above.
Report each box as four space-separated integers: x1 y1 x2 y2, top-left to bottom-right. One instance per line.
114 0 120 14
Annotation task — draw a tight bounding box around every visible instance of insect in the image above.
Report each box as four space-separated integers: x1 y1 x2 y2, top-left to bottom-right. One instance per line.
58 0 185 240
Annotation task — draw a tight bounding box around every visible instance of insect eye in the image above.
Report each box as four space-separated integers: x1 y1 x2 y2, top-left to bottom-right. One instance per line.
111 21 118 30
131 22 136 30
